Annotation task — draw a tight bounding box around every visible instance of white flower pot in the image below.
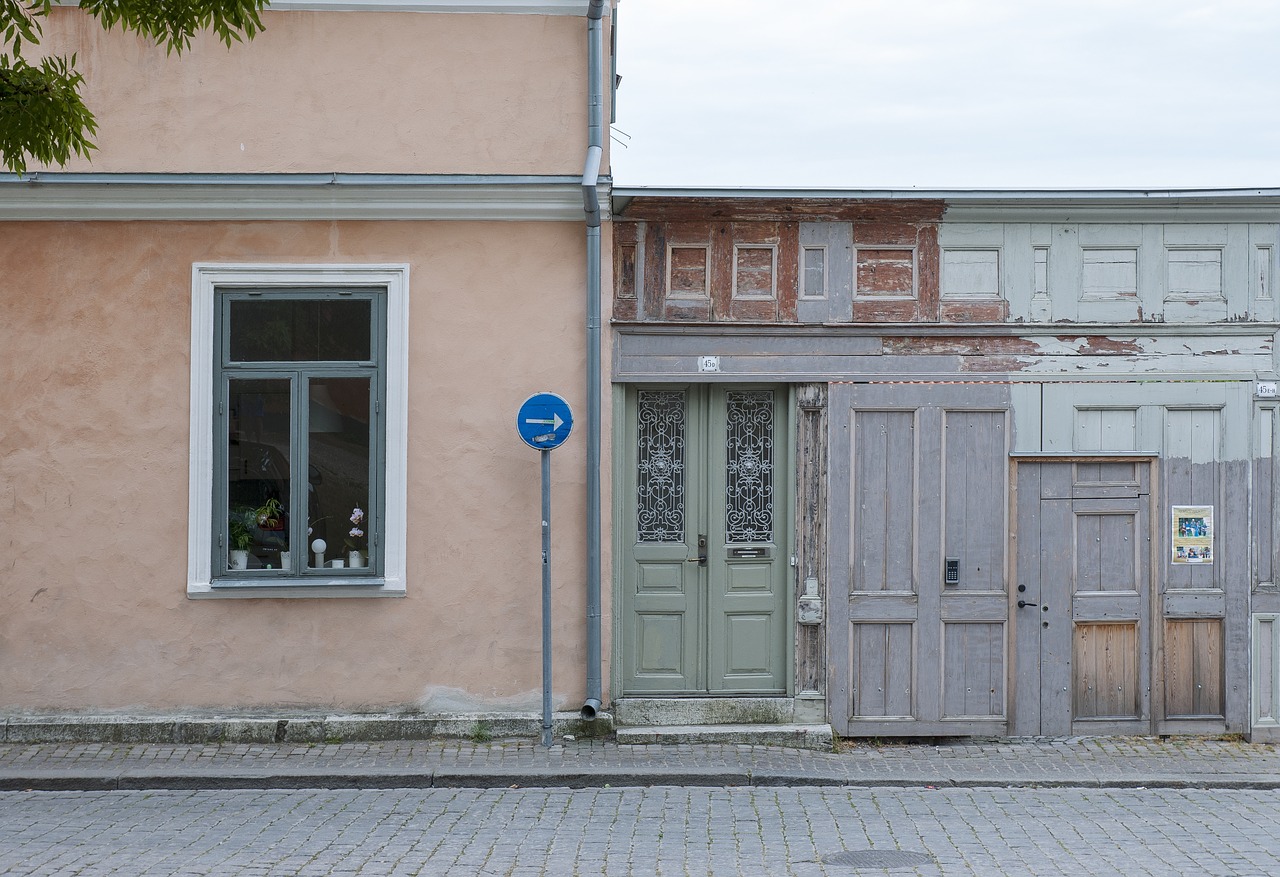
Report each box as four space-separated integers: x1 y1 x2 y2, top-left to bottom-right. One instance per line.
229 550 249 571
348 550 366 569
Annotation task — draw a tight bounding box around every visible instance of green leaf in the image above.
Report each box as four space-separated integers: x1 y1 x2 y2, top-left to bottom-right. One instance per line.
0 55 97 174
0 0 266 173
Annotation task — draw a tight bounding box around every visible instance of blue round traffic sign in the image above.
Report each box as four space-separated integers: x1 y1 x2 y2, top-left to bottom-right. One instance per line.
517 392 574 450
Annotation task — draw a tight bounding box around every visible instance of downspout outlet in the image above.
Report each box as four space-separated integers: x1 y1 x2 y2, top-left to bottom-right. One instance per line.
580 698 601 721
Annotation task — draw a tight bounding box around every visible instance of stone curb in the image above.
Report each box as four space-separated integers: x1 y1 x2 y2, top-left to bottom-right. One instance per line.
5 769 1280 792
0 712 613 745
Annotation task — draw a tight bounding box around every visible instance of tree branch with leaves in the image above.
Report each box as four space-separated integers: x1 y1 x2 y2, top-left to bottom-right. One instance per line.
1 0 267 174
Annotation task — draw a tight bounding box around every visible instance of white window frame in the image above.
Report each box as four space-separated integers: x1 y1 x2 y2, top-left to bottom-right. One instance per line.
188 264 409 599
799 245 828 300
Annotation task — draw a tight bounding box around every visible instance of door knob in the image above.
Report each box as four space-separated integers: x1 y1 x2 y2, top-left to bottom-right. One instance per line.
1017 600 1039 608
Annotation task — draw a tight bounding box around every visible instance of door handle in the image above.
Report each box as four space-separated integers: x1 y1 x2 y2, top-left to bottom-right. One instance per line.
687 534 708 566
1017 600 1039 609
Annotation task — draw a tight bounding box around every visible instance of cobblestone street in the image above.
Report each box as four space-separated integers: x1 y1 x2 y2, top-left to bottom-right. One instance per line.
4 784 1279 876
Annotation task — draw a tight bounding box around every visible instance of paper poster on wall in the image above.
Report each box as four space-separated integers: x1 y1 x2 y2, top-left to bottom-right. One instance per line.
1172 505 1213 564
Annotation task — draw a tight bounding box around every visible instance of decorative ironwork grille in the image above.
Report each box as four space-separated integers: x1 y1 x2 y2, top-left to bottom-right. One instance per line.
725 391 774 542
637 391 686 542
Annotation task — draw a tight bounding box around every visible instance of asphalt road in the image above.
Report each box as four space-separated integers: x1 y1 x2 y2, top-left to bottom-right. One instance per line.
3 785 1277 876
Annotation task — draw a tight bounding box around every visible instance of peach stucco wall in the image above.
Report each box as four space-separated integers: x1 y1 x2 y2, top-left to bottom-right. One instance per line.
35 9 595 174
0 219 612 711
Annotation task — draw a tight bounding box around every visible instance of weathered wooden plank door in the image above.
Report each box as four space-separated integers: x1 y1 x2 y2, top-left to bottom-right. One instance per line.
1011 460 1153 735
829 384 1011 736
620 385 789 695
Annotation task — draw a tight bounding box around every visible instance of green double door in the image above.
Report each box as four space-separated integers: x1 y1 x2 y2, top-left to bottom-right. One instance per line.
620 385 789 695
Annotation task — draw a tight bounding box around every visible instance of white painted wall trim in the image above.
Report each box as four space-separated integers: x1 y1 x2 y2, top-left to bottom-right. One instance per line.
187 264 410 600
0 175 608 222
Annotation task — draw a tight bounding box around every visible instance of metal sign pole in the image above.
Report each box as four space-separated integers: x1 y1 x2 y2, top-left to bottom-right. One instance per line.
516 392 573 750
541 447 553 749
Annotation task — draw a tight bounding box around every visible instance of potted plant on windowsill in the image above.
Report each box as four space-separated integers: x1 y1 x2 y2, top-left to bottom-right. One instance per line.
344 506 368 568
228 508 255 571
228 498 287 571
255 497 285 531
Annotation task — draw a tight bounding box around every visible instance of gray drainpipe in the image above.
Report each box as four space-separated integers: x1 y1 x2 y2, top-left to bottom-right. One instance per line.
580 0 606 721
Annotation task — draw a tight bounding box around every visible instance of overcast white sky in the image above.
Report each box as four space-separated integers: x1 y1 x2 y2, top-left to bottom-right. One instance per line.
608 0 1280 189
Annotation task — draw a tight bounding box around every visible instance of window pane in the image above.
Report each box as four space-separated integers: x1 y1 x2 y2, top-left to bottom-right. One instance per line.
802 247 826 298
227 379 291 571
229 299 372 362
307 377 371 570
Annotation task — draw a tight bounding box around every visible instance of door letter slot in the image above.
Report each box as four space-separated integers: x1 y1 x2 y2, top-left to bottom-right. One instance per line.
730 547 771 558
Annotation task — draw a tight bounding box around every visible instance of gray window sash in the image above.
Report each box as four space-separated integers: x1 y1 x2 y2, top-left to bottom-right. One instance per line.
212 288 387 585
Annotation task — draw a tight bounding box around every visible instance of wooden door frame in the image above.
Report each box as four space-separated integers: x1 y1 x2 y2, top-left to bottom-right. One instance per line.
610 382 797 701
1009 454 1159 736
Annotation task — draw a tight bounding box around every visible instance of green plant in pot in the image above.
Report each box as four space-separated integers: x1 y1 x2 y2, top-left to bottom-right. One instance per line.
227 507 256 571
254 497 285 531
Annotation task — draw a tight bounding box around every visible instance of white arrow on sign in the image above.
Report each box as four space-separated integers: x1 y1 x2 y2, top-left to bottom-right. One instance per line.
524 413 564 431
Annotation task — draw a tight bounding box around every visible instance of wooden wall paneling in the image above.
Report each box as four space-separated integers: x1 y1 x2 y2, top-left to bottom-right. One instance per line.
613 220 640 321
1049 225 1082 322
915 405 945 723
935 223 1008 322
617 197 945 225
1029 223 1054 321
1002 223 1033 322
708 222 734 321
943 411 1007 591
721 222 777 321
797 223 842 323
1164 619 1224 717
1074 623 1140 719
1010 461 1039 735
1164 408 1220 591
942 622 1005 718
852 410 917 592
939 408 1008 721
640 220 664 322
794 384 827 703
1248 222 1280 320
1163 224 1230 323
1224 223 1251 321
827 391 854 731
656 221 714 322
1010 383 1043 454
1253 614 1280 739
1256 405 1276 590
1218 381 1252 731
776 223 800 322
850 623 914 718
851 220 938 322
917 221 941 322
1136 223 1167 323
1038 464 1075 732
1077 224 1144 323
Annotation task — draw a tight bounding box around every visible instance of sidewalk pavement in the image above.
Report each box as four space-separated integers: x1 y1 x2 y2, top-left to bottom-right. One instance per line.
3 735 1279 792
